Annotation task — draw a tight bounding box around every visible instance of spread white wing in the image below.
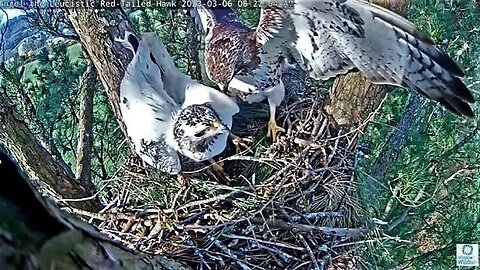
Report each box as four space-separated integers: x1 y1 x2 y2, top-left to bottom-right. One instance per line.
119 32 182 174
258 0 475 116
119 32 239 172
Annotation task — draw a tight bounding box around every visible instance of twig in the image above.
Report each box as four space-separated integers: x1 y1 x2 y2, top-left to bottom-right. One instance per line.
256 243 297 263
388 207 411 231
208 235 251 270
184 238 211 270
292 261 310 270
298 234 321 270
58 182 109 203
178 209 210 225
177 191 240 211
248 217 369 238
290 211 344 222
69 207 107 221
225 234 305 251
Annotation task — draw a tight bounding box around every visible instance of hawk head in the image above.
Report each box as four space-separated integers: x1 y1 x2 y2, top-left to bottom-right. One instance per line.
189 2 245 41
189 3 215 40
172 104 229 161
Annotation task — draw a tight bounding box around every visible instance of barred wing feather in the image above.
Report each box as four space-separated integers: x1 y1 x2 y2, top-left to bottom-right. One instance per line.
258 0 475 116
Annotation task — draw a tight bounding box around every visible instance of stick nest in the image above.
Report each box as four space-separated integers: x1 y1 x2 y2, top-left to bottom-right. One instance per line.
83 89 375 270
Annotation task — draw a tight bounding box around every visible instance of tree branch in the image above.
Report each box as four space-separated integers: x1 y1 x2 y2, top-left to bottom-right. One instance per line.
75 60 96 195
0 89 101 211
0 65 75 178
365 93 424 205
64 6 137 151
0 144 191 270
186 15 202 80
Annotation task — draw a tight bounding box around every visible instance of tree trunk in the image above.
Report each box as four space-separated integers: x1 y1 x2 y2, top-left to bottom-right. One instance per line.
0 65 75 179
75 61 96 195
0 89 101 212
325 0 411 126
64 7 137 151
322 0 413 211
186 16 203 80
365 92 424 206
0 145 191 270
325 73 386 126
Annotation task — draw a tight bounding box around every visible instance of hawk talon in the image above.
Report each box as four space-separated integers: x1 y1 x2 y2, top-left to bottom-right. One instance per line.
212 162 224 173
209 159 230 184
229 134 254 154
267 120 285 142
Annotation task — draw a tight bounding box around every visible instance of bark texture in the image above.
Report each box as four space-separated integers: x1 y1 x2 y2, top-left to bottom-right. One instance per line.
325 73 386 126
0 89 101 211
0 65 75 179
368 93 424 188
0 145 192 270
65 7 137 150
186 16 203 80
75 61 96 195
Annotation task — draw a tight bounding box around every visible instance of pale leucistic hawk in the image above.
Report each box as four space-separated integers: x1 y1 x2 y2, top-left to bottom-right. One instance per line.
117 32 239 174
190 0 475 140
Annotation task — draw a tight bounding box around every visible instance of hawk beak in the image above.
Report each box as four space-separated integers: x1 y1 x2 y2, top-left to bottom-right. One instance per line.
212 120 221 129
217 83 229 92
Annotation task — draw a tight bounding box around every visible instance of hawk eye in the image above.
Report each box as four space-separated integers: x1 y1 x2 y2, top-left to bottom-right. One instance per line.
195 129 207 137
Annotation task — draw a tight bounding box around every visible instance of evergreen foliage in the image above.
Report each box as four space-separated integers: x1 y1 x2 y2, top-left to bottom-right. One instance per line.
0 36 127 186
358 1 480 268
0 1 478 268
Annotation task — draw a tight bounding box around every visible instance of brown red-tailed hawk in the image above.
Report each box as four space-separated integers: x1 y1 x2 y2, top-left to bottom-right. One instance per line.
190 0 475 140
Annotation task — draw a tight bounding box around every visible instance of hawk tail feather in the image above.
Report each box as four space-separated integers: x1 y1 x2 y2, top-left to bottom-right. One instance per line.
351 0 475 116
284 0 475 117
402 40 474 117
